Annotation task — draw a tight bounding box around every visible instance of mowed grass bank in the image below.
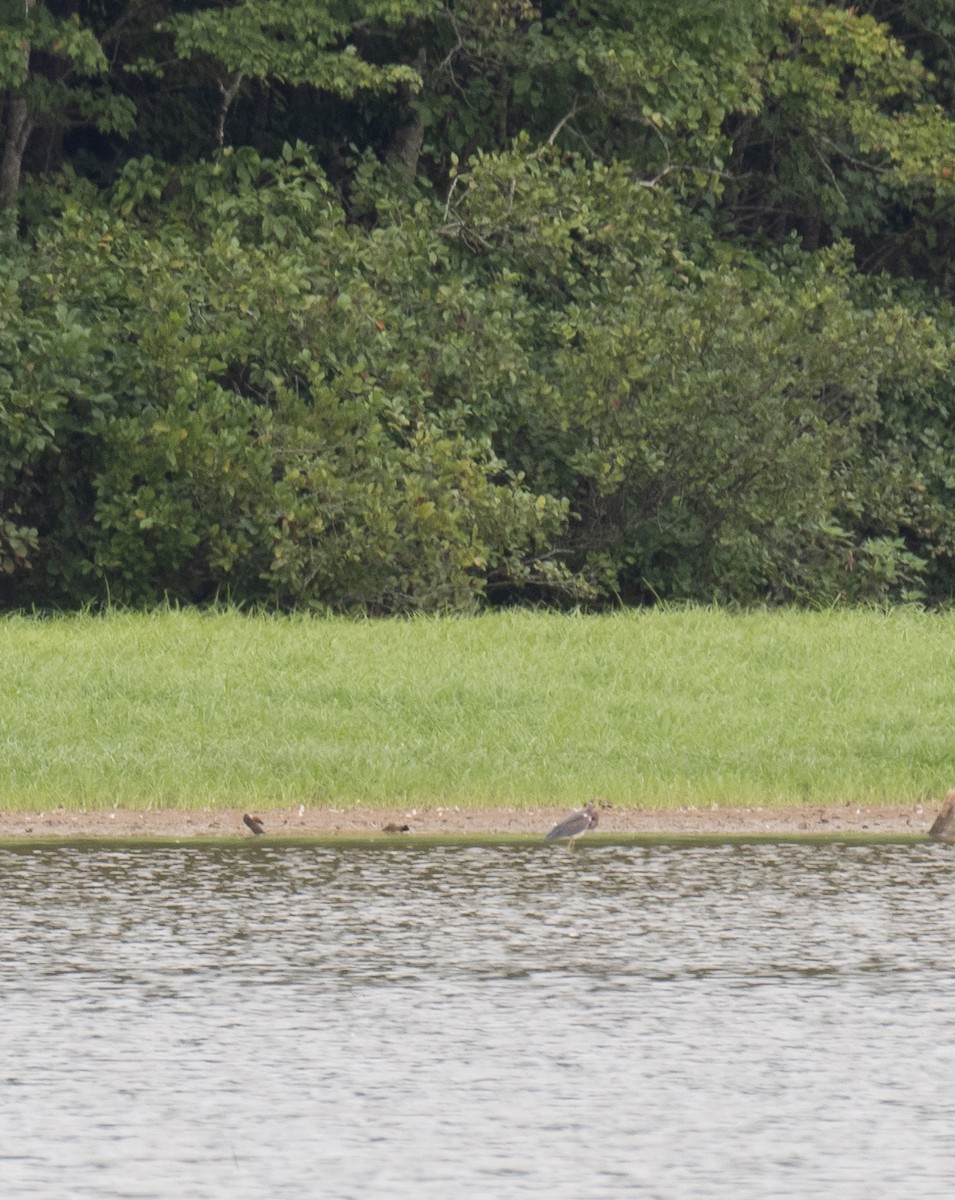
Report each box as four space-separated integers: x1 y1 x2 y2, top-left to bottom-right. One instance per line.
2 607 955 811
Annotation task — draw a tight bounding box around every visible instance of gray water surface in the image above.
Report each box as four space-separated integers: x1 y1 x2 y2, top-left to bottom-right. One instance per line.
1 839 954 1199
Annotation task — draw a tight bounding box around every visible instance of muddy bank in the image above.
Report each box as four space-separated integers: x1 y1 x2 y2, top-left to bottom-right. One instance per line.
0 800 940 839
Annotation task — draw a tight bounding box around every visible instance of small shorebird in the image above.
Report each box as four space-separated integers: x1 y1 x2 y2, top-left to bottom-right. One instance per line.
545 802 598 846
382 823 411 834
243 813 265 836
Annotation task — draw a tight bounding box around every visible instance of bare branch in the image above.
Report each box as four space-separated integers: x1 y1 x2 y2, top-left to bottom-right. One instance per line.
813 140 848 206
215 70 244 150
442 173 461 223
546 102 579 146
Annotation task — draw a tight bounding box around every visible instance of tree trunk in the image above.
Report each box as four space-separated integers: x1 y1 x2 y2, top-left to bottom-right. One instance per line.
384 48 426 180
0 0 35 217
0 91 33 212
385 115 424 179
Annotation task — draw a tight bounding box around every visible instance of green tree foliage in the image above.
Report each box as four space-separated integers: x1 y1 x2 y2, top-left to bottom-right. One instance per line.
0 1 134 213
4 1 955 611
725 2 955 278
439 144 955 603
1 150 571 610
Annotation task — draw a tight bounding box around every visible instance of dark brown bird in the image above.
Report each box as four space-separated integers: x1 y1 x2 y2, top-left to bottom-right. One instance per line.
243 813 265 836
382 822 411 834
928 789 955 841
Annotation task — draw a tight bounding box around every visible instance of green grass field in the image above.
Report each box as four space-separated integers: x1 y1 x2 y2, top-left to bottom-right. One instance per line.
2 606 954 811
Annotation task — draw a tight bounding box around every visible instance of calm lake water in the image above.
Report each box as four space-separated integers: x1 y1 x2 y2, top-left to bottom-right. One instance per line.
1 838 954 1199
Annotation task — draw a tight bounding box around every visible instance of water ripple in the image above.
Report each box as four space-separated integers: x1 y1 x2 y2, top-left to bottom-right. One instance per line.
0 840 954 1197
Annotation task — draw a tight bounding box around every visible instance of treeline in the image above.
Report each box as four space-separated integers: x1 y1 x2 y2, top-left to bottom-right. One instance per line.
3 0 955 611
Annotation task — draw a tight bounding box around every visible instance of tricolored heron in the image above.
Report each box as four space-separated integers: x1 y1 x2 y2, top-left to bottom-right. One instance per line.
545 802 598 845
929 789 955 840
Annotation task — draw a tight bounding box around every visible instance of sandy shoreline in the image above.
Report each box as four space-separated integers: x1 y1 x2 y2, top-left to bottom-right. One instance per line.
0 801 943 840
